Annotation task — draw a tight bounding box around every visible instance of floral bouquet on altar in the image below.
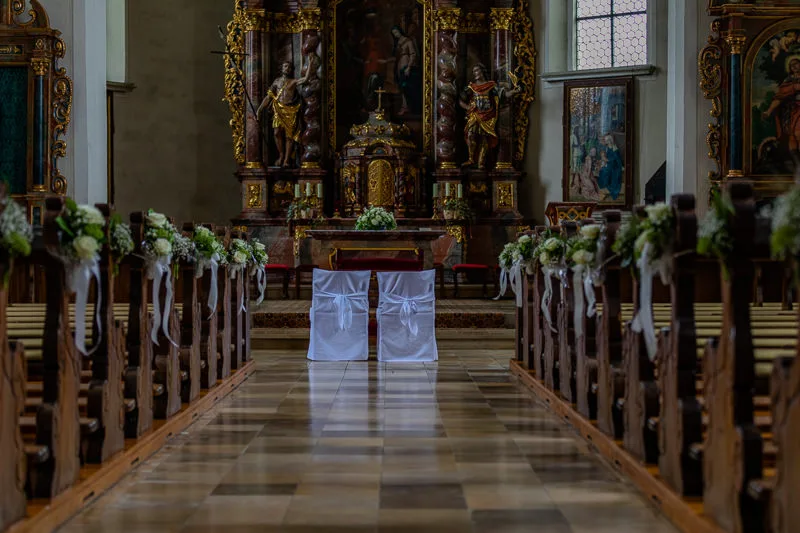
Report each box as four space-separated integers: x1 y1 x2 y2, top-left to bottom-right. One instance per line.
355 206 397 231
54 200 107 355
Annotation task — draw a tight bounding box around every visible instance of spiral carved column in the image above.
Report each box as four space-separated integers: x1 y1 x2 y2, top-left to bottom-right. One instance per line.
243 11 265 168
433 8 460 172
299 30 322 169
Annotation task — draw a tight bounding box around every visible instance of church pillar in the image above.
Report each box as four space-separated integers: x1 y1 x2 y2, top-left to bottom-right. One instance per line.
726 28 746 178
71 0 108 205
433 6 460 173
299 10 322 169
490 7 514 170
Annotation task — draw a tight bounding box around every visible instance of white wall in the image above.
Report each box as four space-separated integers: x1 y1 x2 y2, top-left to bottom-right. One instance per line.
106 0 126 83
38 0 108 204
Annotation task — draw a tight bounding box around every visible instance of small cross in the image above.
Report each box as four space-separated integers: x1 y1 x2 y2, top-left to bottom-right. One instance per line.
375 88 386 111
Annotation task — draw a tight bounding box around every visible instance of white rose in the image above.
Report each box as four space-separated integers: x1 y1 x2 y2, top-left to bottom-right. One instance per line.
645 203 671 222
580 224 601 240
539 251 550 264
573 250 594 265
233 250 248 264
73 235 99 260
154 238 172 256
78 205 105 226
146 212 168 228
518 235 531 244
544 237 560 251
254 241 266 251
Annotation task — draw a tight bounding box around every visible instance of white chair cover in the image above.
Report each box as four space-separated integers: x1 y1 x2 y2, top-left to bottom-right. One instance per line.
307 269 371 361
376 270 438 362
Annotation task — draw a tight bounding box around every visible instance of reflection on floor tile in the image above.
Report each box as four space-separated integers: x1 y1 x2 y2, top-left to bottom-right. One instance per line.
58 348 677 533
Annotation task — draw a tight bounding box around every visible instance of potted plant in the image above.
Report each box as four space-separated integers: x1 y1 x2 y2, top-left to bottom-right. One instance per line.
443 198 474 221
286 199 311 222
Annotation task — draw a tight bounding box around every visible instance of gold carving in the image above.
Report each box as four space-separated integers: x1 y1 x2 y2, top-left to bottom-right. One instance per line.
244 161 263 169
273 182 293 195
31 57 49 76
489 8 513 31
246 183 263 209
433 8 461 31
31 184 47 192
726 32 747 55
512 0 537 163
11 0 39 27
439 161 457 170
461 13 488 33
699 20 723 184
469 182 487 194
231 225 247 234
223 0 246 164
446 224 466 244
301 162 321 169
243 10 266 32
293 225 310 257
329 0 432 155
272 8 321 33
367 160 395 207
0 44 23 54
516 225 532 234
496 183 514 209
51 40 72 196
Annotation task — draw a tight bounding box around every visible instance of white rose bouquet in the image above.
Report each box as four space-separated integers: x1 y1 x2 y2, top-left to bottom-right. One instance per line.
770 185 800 262
355 206 397 231
54 199 108 356
142 209 181 346
567 224 604 336
192 226 227 315
227 238 252 312
0 194 33 286
249 240 269 305
531 231 568 331
109 214 134 272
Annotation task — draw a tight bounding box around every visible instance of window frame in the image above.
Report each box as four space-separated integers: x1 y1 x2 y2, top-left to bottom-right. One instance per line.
568 0 653 72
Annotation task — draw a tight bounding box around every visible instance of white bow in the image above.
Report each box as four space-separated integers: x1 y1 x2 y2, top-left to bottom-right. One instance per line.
317 290 365 331
253 265 266 305
148 255 177 347
380 292 435 337
631 242 671 360
68 257 102 356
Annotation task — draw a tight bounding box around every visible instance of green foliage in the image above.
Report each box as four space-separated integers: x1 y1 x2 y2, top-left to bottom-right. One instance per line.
697 189 734 278
612 215 641 269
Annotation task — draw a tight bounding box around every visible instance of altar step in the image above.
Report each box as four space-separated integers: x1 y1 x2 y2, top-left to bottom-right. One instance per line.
251 298 515 330
252 327 515 352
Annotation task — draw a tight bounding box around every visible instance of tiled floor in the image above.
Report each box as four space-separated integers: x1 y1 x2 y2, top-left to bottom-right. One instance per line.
58 348 678 533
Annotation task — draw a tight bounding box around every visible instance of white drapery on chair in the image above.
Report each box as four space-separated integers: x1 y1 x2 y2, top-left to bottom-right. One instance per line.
376 270 438 362
308 269 371 361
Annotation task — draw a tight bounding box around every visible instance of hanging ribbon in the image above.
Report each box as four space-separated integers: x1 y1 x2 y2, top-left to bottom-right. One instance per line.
254 265 266 305
68 257 103 357
207 253 220 318
630 243 671 361
572 266 585 338
584 271 597 318
494 267 509 300
380 292 435 337
229 266 247 313
317 290 365 331
510 262 523 308
148 255 178 347
541 266 556 332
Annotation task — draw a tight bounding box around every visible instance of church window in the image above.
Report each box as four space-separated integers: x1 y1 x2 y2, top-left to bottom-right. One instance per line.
575 0 648 70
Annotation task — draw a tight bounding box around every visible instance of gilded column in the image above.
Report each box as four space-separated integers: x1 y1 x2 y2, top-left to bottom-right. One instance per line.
433 7 461 172
243 10 265 168
490 8 514 170
726 31 746 178
298 9 323 169
31 57 50 191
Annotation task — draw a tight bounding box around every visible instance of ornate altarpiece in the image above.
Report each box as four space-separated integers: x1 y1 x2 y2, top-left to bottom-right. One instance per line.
702 0 800 199
0 0 72 223
222 0 536 267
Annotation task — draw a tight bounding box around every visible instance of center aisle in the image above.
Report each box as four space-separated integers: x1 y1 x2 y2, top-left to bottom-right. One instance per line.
58 347 677 533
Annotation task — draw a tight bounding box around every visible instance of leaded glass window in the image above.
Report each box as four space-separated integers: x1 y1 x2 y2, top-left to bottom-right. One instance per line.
575 0 647 70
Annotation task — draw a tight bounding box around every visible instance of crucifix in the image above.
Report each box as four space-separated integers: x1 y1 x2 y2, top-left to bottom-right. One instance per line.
211 25 259 120
375 88 387 112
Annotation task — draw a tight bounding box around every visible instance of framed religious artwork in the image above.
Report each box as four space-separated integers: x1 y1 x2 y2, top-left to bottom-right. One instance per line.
562 77 634 210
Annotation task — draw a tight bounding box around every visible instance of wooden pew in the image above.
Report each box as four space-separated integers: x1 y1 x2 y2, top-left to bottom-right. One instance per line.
558 223 580 402
530 226 547 376
541 226 563 392
179 223 202 404
574 219 600 421
198 223 218 389
229 229 246 372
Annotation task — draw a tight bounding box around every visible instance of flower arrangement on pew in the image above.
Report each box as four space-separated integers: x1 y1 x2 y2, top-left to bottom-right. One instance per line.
611 214 642 270
629 203 675 359
355 206 397 231
567 224 603 336
534 231 568 331
0 193 33 285
109 214 134 274
769 185 800 262
228 238 251 313
697 190 734 279
250 240 269 305
54 200 107 355
142 210 181 345
495 233 537 307
192 226 226 316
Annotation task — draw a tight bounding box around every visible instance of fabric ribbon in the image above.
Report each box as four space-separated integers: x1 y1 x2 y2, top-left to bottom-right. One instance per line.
494 267 509 300
572 266 586 338
630 243 671 360
317 290 364 331
510 262 523 308
68 257 102 357
541 266 556 332
584 270 597 319
148 255 177 347
230 266 247 313
380 292 435 337
207 253 220 317
253 265 266 305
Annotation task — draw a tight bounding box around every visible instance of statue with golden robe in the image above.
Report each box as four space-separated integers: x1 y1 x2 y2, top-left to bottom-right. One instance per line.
257 61 308 168
459 63 519 170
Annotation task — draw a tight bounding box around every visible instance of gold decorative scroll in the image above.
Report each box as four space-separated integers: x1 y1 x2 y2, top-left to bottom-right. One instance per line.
223 0 246 164
433 8 461 31
243 10 266 32
497 182 514 208
699 19 723 184
246 183 263 209
512 0 537 164
489 8 513 31
328 0 433 155
272 8 321 33
51 34 72 196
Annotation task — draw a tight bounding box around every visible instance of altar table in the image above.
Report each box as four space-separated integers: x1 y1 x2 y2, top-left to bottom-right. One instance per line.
305 230 446 271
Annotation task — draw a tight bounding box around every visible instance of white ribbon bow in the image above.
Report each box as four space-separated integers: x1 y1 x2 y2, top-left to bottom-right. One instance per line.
253 265 266 305
317 290 365 331
381 292 435 337
68 257 103 357
631 242 671 360
148 255 178 347
541 266 556 332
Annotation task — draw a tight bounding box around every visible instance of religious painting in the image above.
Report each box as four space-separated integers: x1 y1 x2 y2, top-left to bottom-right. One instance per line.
332 0 425 150
746 25 800 178
562 78 634 209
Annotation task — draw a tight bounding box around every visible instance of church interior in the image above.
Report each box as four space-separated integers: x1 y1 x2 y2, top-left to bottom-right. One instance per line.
1 0 800 532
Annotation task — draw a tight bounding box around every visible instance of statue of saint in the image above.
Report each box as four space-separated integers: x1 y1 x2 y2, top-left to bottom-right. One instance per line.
257 61 308 168
459 63 518 169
